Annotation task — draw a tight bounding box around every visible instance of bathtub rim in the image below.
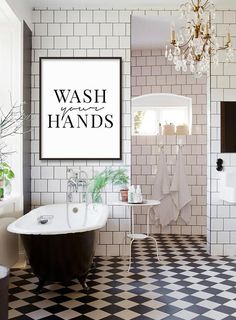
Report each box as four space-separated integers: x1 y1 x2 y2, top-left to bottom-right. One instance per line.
7 203 109 236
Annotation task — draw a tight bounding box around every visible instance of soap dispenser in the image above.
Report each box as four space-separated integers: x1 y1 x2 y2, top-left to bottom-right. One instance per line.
128 185 135 203
136 185 143 203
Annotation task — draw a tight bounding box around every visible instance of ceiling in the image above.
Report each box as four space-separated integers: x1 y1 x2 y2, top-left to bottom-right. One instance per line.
31 0 236 9
132 16 183 50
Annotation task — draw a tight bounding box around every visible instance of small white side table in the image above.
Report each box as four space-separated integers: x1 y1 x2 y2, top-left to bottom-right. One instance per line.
109 200 160 271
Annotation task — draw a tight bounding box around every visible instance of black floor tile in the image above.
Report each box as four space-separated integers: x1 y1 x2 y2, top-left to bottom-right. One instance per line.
8 235 236 320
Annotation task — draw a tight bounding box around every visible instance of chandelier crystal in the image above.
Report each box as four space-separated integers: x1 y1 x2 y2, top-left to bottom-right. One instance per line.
165 0 234 78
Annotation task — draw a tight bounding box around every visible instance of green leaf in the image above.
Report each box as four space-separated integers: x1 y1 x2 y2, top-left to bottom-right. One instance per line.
111 168 129 185
7 170 14 179
3 168 9 175
0 162 15 182
88 168 129 203
2 162 10 168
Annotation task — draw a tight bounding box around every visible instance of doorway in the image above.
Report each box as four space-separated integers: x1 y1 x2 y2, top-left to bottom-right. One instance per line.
131 15 207 238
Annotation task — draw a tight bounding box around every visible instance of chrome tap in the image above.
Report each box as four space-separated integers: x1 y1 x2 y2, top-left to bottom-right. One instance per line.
67 173 86 192
67 170 88 203
66 169 89 227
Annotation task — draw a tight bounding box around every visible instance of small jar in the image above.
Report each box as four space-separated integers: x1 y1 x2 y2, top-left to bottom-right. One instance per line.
163 124 175 135
176 124 189 135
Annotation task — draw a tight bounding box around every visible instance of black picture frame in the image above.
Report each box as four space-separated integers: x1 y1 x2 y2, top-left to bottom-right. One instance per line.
39 57 122 160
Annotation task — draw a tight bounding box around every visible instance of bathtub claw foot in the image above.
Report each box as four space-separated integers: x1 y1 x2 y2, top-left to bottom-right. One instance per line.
78 276 89 292
35 280 45 294
82 283 90 293
81 282 90 292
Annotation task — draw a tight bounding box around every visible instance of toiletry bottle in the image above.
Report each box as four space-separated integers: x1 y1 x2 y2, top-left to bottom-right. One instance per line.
133 185 137 203
136 185 143 203
128 186 132 203
128 185 135 203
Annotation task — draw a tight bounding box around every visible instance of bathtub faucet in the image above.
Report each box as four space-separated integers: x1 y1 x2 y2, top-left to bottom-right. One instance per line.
68 174 87 193
67 170 88 203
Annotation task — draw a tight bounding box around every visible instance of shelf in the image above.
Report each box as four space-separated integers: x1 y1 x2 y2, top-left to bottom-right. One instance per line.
108 200 160 207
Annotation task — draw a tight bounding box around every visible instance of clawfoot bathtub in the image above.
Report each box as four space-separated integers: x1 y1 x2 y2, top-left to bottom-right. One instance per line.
8 203 109 291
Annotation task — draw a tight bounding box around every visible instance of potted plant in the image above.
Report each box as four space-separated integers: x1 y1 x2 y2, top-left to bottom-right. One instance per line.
88 168 129 203
0 162 15 199
112 168 129 202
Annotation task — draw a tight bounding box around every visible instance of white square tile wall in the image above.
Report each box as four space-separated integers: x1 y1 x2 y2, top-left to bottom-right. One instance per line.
32 7 236 256
32 8 132 256
209 10 236 256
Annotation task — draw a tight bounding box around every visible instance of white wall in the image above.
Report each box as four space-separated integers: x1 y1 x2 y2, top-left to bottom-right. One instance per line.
31 7 236 256
208 11 236 256
0 25 12 107
0 0 23 211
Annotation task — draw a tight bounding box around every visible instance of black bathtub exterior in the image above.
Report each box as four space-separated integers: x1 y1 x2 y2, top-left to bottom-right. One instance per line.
21 230 95 290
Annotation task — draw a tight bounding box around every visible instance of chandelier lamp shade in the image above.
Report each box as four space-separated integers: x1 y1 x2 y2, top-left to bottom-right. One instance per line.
165 0 234 78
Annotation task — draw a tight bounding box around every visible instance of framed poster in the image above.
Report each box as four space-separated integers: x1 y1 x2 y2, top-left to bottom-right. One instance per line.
40 57 122 160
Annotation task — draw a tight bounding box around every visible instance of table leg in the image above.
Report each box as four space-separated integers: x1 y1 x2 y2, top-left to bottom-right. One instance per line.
120 233 126 259
149 236 160 261
131 207 134 235
147 206 160 261
127 207 134 272
129 206 132 235
147 207 151 236
128 238 134 272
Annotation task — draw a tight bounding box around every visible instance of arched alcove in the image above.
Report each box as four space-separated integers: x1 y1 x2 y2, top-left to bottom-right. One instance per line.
132 93 192 135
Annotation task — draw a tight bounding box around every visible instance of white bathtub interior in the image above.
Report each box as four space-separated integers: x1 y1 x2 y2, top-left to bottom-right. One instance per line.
8 203 109 235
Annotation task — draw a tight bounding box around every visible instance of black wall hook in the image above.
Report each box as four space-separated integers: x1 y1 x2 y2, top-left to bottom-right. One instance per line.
216 158 223 171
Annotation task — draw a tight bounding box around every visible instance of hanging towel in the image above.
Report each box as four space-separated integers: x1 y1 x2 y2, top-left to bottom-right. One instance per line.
151 149 176 226
170 147 192 224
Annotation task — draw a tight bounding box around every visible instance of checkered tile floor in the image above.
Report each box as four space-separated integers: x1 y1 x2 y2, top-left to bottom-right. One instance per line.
9 235 236 320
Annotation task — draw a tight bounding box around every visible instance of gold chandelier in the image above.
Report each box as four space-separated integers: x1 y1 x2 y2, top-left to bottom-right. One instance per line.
165 0 234 78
